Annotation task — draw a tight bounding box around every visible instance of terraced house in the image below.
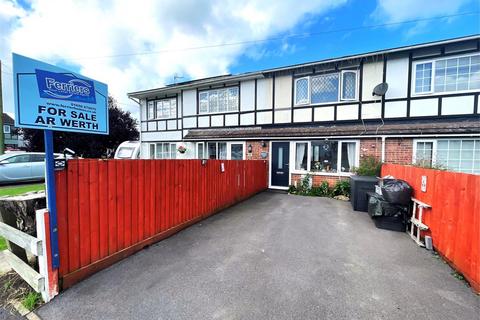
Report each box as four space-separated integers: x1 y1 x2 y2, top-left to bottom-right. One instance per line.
128 35 480 189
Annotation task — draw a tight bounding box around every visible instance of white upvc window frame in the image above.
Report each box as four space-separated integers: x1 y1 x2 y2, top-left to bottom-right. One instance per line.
340 70 359 101
198 86 240 115
155 97 177 120
228 142 246 160
3 125 11 134
154 142 177 159
412 139 437 166
147 101 155 120
412 52 480 97
204 141 245 160
413 138 480 174
412 60 434 95
291 140 360 176
294 70 359 106
294 77 310 105
195 142 205 159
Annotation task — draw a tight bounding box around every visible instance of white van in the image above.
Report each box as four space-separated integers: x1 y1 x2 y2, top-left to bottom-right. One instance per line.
114 141 141 159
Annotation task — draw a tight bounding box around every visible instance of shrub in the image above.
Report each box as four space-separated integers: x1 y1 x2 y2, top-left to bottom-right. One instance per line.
353 156 382 176
331 179 350 197
288 185 297 194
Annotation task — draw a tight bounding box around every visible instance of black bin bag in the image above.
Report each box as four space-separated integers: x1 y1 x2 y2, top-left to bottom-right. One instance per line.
381 179 413 206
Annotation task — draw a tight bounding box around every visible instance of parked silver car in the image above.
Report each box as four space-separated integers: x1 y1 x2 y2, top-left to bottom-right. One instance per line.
0 152 67 184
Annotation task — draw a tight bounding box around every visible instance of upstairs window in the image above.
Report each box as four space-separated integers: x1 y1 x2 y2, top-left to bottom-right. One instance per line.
199 87 239 114
414 54 480 95
156 98 177 119
294 70 358 105
147 101 155 120
147 98 177 120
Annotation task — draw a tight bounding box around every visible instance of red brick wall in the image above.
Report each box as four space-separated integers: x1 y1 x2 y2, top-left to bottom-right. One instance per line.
291 174 349 187
360 138 382 161
384 138 413 164
246 140 269 160
246 138 414 187
360 138 413 165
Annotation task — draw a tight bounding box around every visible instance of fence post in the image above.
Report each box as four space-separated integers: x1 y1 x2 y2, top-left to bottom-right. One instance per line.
36 209 59 302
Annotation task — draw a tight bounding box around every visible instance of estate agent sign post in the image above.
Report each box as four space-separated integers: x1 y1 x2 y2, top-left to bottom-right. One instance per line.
13 53 109 269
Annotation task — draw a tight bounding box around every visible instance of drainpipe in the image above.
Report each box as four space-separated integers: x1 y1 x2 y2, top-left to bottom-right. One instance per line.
381 136 386 162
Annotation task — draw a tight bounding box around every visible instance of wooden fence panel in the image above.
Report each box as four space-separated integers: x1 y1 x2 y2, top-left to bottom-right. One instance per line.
382 163 480 293
55 159 267 288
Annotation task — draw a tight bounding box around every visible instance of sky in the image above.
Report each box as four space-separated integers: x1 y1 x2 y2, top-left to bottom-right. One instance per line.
0 0 479 121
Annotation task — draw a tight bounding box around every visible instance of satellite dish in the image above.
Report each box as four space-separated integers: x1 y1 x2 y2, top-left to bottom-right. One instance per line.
372 83 388 96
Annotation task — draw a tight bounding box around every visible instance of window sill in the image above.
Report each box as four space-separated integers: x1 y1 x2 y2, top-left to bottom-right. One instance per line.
411 89 479 98
198 110 239 116
294 100 360 108
291 170 354 177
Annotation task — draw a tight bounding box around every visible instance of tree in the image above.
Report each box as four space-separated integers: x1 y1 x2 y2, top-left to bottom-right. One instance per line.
20 96 139 158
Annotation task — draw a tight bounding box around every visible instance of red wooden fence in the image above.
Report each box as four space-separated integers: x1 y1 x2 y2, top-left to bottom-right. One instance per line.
55 159 268 288
382 164 479 292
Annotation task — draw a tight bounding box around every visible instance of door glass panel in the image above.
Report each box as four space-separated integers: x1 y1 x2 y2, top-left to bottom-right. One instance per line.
231 144 243 160
278 147 283 169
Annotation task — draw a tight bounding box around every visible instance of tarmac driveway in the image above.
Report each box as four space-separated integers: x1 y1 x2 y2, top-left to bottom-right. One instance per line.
37 191 479 320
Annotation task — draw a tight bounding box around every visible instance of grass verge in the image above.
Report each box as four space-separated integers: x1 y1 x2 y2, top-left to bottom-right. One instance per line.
0 183 45 197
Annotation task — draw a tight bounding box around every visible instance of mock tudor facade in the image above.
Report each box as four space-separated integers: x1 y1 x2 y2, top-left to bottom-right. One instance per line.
128 36 480 189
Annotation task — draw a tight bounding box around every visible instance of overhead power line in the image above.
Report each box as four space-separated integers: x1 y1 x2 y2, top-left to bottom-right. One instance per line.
66 11 479 61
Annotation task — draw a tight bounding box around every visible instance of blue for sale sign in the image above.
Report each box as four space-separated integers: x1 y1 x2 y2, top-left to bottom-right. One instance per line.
13 53 109 135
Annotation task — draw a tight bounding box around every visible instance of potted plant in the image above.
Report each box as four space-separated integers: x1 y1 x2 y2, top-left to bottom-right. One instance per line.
177 145 187 154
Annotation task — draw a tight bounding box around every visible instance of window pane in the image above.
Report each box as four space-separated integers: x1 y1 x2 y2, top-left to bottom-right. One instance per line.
341 142 356 172
311 73 339 103
199 88 239 113
278 147 283 169
218 143 227 159
227 87 239 111
170 99 177 118
208 143 217 159
415 62 432 93
147 101 155 119
310 141 338 173
434 139 480 173
295 143 308 170
341 72 356 100
170 144 176 159
295 78 309 104
433 55 480 93
150 144 155 159
231 144 243 160
197 143 204 159
199 92 208 113
218 89 227 112
209 91 218 113
156 143 163 159
415 142 433 167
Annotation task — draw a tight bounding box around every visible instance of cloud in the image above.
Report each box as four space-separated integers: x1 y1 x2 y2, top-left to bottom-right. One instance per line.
371 0 473 35
0 0 347 120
